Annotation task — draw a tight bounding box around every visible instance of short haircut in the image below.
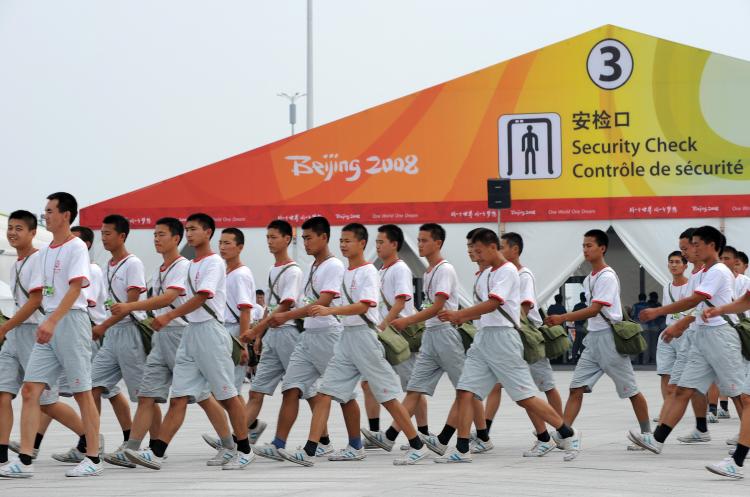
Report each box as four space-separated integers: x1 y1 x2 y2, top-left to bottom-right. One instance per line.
579 292 586 301
342 222 368 243
584 229 609 253
501 232 524 255
9 210 37 231
465 227 482 241
668 250 687 264
471 228 500 249
638 293 647 301
255 289 265 296
679 227 696 240
722 245 739 258
47 192 78 223
554 294 562 303
693 225 725 253
155 217 184 243
102 214 130 239
71 226 94 247
649 291 658 300
186 213 216 239
419 223 446 243
222 227 245 245
738 251 749 265
301 216 330 239
378 224 404 251
267 219 293 238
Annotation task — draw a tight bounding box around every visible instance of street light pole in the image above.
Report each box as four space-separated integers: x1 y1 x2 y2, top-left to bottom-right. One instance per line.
278 92 306 136
306 0 313 130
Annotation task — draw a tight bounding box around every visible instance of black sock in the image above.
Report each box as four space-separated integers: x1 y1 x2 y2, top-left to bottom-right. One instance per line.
368 418 380 432
720 400 729 411
456 437 470 454
303 440 318 457
485 419 493 433
33 433 44 450
476 428 490 442
19 454 33 465
0 444 8 463
696 417 708 433
236 438 251 454
708 404 718 415
122 429 130 442
408 436 424 450
733 443 749 467
418 425 430 436
653 424 673 444
249 419 258 430
556 424 574 439
88 456 100 464
537 431 551 442
437 424 456 446
319 435 331 446
151 439 168 458
232 434 238 443
385 427 400 442
77 434 87 453
148 439 157 450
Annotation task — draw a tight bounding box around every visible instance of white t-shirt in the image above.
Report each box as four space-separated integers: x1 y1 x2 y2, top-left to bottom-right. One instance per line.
37 236 91 313
225 265 256 324
684 266 705 330
481 262 520 328
583 267 623 331
86 263 108 325
185 254 226 324
105 254 147 321
472 268 489 305
252 304 265 322
303 256 344 330
378 259 416 322
150 257 190 324
661 279 690 326
423 260 459 327
695 262 736 326
735 274 750 305
341 263 379 327
518 266 542 326
267 261 304 327
10 250 44 324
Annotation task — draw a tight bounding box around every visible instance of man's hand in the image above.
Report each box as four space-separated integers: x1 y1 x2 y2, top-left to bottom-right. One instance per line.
91 324 106 340
253 338 262 357
110 302 132 317
702 307 720 322
639 308 657 323
390 317 409 331
151 313 171 331
661 325 685 343
240 348 249 366
37 319 58 344
438 310 461 325
545 315 565 327
239 327 254 344
309 305 332 317
268 312 288 328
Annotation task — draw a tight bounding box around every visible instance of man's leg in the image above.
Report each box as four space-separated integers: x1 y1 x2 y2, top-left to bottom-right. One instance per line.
19 383 47 457
414 395 429 430
199 396 232 441
275 388 302 443
244 391 266 429
40 402 84 436
361 381 381 433
220 396 249 446
72 389 100 458
108 392 134 434
545 388 564 417
0 393 12 462
563 387 586 426
126 397 156 450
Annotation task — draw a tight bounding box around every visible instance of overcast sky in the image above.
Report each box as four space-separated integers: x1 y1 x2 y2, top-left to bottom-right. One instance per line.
1 0 749 216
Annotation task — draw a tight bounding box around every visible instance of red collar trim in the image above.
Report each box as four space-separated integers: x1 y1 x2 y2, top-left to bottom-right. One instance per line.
381 259 401 270
591 265 610 276
348 262 372 271
49 235 75 249
192 253 215 263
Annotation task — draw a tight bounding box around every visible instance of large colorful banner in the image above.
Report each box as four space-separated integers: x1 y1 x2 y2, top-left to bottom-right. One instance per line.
81 25 750 227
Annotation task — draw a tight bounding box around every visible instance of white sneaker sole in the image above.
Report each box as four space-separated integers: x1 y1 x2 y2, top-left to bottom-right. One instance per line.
360 430 393 453
103 454 136 468
0 471 33 479
626 432 659 454
253 448 284 462
705 465 743 480
201 434 221 451
124 451 161 470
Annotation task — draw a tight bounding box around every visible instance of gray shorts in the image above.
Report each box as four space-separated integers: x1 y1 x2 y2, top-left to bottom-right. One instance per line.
391 353 417 391
320 325 401 404
570 329 639 399
656 332 682 376
406 323 466 396
677 324 745 397
249 325 300 396
59 339 120 399
24 310 92 396
281 325 342 400
225 324 248 393
91 321 148 402
171 320 238 402
138 326 208 403
528 357 556 392
456 327 536 402
0 323 58 405
668 328 695 386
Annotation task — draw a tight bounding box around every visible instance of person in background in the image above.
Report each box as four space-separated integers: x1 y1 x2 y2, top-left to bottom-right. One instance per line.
645 291 662 364
547 295 566 317
571 293 588 362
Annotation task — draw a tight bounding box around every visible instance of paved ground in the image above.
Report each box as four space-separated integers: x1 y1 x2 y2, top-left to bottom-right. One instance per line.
1 370 747 496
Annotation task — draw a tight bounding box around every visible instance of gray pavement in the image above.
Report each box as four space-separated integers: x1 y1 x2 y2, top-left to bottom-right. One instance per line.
1 370 747 496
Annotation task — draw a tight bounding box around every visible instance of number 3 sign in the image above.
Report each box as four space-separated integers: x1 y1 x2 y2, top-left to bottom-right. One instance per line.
587 39 633 90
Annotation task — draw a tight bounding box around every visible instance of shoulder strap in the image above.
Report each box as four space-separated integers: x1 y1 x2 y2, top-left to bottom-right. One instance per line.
342 277 377 331
159 259 190 324
14 256 46 316
107 255 135 305
424 261 448 306
186 263 221 323
703 299 737 327
268 263 299 305
305 256 334 300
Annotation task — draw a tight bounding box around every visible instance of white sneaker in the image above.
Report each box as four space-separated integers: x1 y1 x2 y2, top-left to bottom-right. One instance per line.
394 447 428 465
717 407 731 419
248 420 268 445
677 429 711 444
278 447 315 467
360 428 394 452
706 457 744 479
103 442 136 468
51 447 85 464
434 447 472 463
315 443 334 457
206 447 235 466
729 446 736 456
727 433 739 446
222 450 255 470
419 433 448 456
524 439 556 457
627 430 662 454
707 411 719 424
0 459 34 478
327 445 366 461
651 416 660 423
65 457 103 477
559 428 582 461
400 431 436 450
124 448 163 470
253 443 284 461
364 440 380 450
469 438 494 454
201 433 222 451
8 441 38 460
627 443 646 451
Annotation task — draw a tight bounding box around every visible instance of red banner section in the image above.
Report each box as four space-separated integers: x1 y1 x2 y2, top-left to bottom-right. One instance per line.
79 194 750 228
